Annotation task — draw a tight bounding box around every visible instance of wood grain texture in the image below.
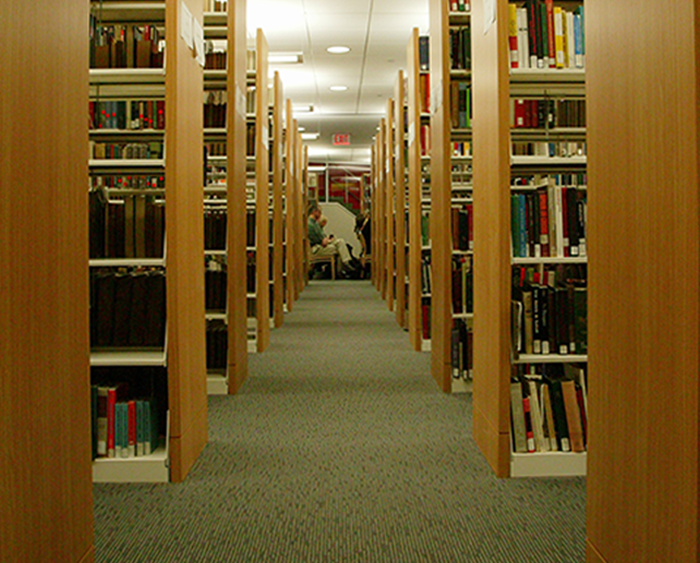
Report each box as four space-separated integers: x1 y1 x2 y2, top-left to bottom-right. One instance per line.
284 98 295 311
586 1 700 560
165 0 208 480
227 0 249 392
395 70 408 329
406 29 423 351
254 29 270 352
0 1 93 560
471 0 513 474
429 0 453 392
385 98 396 312
272 73 285 328
371 141 379 288
377 121 387 298
298 135 308 292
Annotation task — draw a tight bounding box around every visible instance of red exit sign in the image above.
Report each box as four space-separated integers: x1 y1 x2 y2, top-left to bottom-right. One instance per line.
333 133 350 146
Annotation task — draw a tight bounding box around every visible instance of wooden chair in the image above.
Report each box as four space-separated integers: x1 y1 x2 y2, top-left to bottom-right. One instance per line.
309 248 337 280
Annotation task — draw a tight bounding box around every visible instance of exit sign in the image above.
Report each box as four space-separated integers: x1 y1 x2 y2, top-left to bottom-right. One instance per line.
333 133 350 146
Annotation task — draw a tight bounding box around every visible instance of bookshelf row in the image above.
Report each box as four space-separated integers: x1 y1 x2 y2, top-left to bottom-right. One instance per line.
86 2 309 484
369 0 588 477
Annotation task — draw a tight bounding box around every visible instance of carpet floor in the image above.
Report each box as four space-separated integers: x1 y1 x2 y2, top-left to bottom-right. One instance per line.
94 280 586 562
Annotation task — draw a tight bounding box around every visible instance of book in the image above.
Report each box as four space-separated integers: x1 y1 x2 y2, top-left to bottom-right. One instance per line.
528 379 549 451
561 380 585 452
547 379 571 451
510 381 528 453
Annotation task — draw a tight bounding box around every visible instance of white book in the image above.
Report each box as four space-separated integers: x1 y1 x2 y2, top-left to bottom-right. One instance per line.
528 380 550 452
566 12 576 69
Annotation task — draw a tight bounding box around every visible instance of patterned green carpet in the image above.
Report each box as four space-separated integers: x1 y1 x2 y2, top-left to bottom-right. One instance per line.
94 280 586 562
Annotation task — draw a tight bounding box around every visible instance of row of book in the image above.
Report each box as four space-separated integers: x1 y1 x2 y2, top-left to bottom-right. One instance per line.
512 172 586 190
451 319 472 380
205 50 227 70
508 1 585 71
91 175 165 190
204 91 228 128
205 142 227 157
420 123 431 156
90 142 163 160
90 268 166 348
90 100 165 131
512 264 587 357
448 0 471 13
452 256 473 316
419 36 430 72
511 185 586 259
449 26 471 71
205 208 227 250
450 81 471 130
89 190 165 259
452 141 471 157
511 140 586 158
510 364 587 454
205 264 227 311
92 383 160 459
511 98 586 129
451 204 473 252
205 0 228 11
206 321 228 370
90 20 163 69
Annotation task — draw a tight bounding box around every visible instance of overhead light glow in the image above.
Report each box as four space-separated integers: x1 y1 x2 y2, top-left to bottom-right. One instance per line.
301 132 320 140
329 85 348 92
292 105 314 113
268 52 303 64
327 45 351 54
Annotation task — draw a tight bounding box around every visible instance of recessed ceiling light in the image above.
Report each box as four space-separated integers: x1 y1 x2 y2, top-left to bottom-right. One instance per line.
327 45 351 54
329 85 348 92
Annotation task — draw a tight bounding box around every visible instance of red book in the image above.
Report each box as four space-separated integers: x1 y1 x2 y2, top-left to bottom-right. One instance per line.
545 0 556 67
514 99 526 128
128 400 137 457
538 188 550 257
466 203 474 250
421 304 431 340
561 187 570 257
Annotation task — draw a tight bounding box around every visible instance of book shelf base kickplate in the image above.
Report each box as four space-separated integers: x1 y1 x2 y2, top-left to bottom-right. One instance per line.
510 451 587 478
92 445 169 483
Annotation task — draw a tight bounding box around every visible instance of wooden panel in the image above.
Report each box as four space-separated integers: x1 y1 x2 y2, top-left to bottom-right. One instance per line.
406 31 423 350
371 141 379 288
284 99 296 310
298 133 308 292
429 0 453 392
376 122 387 297
165 0 208 480
272 72 284 328
227 0 249 392
471 0 512 473
169 403 208 482
395 71 408 329
586 1 700 560
385 98 396 311
0 1 93 561
255 29 270 352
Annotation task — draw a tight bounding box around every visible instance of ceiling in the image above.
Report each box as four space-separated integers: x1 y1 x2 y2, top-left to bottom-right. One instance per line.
247 0 430 165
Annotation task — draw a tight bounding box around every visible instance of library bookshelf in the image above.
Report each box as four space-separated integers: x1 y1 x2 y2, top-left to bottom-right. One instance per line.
87 0 208 483
471 0 588 478
394 70 409 329
428 0 475 393
406 28 432 354
385 97 396 312
2 0 95 560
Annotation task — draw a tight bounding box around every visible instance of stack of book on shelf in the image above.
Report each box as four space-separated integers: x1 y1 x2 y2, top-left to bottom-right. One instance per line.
204 207 227 250
510 364 587 455
511 180 587 260
90 100 165 130
90 18 163 69
449 0 471 12
508 1 585 71
206 321 228 370
91 381 161 460
451 319 472 380
511 98 586 129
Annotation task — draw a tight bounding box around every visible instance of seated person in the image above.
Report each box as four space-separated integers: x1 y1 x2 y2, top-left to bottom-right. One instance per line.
308 202 355 274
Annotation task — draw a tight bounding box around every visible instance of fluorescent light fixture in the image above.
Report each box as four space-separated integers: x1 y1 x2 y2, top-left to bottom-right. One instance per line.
329 85 348 92
268 52 303 64
292 104 314 113
308 165 327 172
301 132 320 140
327 45 351 54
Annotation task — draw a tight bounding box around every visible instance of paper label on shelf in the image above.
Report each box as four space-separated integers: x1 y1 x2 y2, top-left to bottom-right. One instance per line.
236 86 246 119
484 0 496 34
262 125 269 148
180 1 194 49
193 18 205 67
408 123 415 146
